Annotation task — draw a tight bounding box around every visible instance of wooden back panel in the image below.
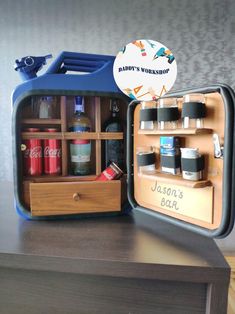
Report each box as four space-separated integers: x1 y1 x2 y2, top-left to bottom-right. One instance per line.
133 92 224 230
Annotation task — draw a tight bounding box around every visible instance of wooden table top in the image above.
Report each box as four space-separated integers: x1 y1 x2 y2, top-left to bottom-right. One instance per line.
0 182 229 282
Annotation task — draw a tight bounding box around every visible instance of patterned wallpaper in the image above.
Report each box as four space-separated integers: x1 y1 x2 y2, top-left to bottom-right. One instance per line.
0 0 234 245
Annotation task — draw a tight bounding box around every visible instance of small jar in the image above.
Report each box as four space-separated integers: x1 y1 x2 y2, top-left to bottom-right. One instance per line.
157 97 179 130
182 94 206 129
139 101 158 130
136 147 156 174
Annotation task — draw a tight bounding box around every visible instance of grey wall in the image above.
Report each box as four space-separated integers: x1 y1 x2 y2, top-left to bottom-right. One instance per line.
0 0 234 249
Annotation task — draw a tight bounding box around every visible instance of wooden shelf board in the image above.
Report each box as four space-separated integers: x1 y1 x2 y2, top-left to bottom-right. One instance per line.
22 119 61 125
138 128 213 135
64 132 123 140
21 132 62 139
24 175 97 183
21 132 124 140
139 171 211 188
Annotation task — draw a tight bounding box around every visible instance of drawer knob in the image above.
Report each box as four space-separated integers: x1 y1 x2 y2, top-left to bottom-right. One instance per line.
73 193 80 201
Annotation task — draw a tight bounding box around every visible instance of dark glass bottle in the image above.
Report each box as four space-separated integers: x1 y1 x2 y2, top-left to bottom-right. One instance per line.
103 99 125 170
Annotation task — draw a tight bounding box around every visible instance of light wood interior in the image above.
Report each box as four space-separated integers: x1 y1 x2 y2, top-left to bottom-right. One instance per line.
138 128 213 135
19 95 127 215
139 171 211 188
21 132 124 140
133 92 224 230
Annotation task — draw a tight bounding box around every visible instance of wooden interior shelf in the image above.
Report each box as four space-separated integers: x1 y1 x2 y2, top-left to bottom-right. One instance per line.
22 119 61 125
21 132 63 139
64 132 123 140
24 175 97 183
139 171 211 188
21 131 123 140
138 128 213 136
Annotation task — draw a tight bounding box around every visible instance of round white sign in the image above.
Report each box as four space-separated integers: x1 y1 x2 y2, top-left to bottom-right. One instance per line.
113 39 177 101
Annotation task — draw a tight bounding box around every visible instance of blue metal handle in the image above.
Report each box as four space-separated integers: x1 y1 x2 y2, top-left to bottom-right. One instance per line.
46 51 114 75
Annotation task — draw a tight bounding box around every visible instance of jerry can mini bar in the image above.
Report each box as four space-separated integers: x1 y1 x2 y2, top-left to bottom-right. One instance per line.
12 51 235 238
12 51 130 220
127 84 235 238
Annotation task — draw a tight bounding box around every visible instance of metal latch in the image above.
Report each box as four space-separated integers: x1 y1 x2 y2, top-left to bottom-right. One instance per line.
213 133 224 159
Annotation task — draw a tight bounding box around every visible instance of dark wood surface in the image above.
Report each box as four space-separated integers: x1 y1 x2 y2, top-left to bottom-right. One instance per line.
0 182 230 314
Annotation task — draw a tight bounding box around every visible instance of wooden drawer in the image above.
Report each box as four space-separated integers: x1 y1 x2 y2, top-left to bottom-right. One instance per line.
30 180 121 216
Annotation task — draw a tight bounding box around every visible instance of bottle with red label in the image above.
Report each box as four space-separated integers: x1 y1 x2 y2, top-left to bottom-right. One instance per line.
69 96 91 175
43 128 61 175
22 128 42 176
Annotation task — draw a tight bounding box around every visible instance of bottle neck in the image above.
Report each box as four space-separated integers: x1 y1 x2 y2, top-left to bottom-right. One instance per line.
74 96 85 113
111 111 118 118
75 103 84 113
110 101 119 118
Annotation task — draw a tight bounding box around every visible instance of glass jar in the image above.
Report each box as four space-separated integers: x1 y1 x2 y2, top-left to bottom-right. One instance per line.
180 148 203 181
182 94 206 129
157 97 179 130
136 146 156 174
38 96 57 119
139 101 158 130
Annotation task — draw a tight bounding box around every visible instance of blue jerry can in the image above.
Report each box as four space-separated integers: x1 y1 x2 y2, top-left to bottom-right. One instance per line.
12 51 130 220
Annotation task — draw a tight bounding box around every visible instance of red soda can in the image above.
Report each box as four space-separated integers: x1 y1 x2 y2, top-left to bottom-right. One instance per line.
96 162 123 181
22 128 42 176
43 128 61 175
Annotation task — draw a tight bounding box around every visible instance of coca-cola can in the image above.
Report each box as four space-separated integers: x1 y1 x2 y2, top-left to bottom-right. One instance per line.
22 128 42 176
43 128 61 175
96 162 123 181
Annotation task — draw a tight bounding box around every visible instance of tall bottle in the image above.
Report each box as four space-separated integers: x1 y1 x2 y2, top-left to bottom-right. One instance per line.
69 96 91 175
103 99 125 170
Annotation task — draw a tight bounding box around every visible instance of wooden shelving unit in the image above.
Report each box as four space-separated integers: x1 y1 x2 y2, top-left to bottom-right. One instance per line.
138 128 213 136
20 95 127 214
21 96 124 178
139 171 211 188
